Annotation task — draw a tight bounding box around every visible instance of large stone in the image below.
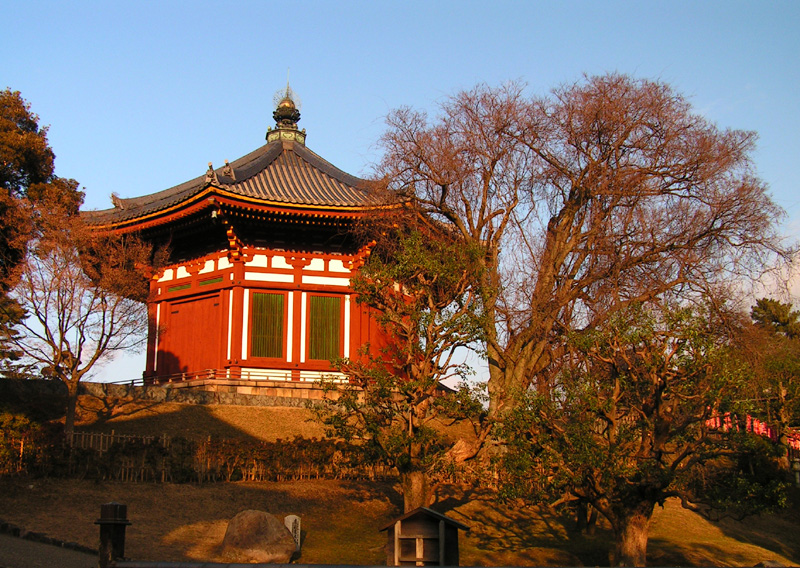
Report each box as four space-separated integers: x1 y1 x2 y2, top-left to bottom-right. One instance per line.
221 510 296 563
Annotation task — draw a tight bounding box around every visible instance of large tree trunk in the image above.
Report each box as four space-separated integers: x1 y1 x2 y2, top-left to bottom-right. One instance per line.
487 352 529 419
777 392 791 470
587 505 599 536
63 380 79 439
611 501 655 567
401 470 431 512
486 344 550 420
576 500 598 535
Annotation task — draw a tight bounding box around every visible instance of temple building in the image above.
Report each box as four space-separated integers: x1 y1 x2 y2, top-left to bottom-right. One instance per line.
83 92 387 395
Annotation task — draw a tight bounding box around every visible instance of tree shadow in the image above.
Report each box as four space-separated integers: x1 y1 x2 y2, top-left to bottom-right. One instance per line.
78 393 253 441
78 352 186 428
648 537 791 567
77 386 164 426
73 387 328 443
431 484 611 566
706 496 800 564
129 480 400 564
0 378 68 421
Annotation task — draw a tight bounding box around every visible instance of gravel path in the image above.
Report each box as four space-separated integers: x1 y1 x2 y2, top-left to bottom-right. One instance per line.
0 534 97 568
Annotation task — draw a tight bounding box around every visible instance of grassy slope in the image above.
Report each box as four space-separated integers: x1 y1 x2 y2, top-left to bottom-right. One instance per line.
1 478 797 566
1 388 798 566
74 392 329 441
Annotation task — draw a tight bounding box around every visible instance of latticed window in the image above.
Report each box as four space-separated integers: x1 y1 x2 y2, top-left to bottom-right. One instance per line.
251 292 285 358
308 295 341 360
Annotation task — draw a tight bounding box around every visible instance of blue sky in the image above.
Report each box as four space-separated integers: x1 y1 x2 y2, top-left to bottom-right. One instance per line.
3 0 799 382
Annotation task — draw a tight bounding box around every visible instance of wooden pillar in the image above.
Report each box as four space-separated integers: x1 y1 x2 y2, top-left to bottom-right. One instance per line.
393 520 400 567
228 260 245 372
439 520 445 566
145 272 162 379
291 289 303 380
96 502 130 568
290 256 309 380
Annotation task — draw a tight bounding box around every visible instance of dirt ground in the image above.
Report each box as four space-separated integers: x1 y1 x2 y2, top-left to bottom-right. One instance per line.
1 477 799 567
0 534 96 568
0 478 398 565
2 389 799 566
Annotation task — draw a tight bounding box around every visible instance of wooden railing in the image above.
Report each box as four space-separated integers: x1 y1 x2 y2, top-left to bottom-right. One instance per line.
105 368 350 386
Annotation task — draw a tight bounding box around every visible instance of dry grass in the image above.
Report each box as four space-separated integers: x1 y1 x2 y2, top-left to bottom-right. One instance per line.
0 478 395 564
1 478 798 566
74 393 327 442
73 390 476 446
2 389 799 566
647 498 800 567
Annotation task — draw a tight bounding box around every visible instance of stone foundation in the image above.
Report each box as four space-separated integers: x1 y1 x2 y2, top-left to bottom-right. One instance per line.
79 378 338 408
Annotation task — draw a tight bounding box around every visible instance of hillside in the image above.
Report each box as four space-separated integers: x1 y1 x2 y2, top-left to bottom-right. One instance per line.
72 382 478 446
1 478 798 566
76 391 328 442
2 380 799 566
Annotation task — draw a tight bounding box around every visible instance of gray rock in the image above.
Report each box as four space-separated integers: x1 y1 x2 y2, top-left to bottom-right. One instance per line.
221 510 296 563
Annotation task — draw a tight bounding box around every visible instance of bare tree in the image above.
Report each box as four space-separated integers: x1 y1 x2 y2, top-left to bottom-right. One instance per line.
3 207 150 436
1 88 83 364
377 74 787 425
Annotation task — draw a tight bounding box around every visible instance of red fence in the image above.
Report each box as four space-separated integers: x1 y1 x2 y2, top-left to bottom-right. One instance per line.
705 414 800 459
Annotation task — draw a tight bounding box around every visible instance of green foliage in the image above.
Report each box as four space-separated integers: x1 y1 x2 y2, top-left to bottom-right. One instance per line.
0 295 24 365
314 224 486 508
683 433 789 520
751 298 800 339
0 412 62 476
0 88 83 280
314 369 459 476
499 301 788 552
352 227 487 368
1 89 55 197
758 339 800 428
744 298 800 434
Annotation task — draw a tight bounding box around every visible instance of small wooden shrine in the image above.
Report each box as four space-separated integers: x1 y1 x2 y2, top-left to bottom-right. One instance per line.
380 507 469 567
83 90 388 395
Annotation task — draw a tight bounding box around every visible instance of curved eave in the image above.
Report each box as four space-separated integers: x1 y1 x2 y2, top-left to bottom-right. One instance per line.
85 186 379 234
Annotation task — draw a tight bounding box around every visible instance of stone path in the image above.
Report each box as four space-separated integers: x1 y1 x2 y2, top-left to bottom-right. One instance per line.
0 534 96 568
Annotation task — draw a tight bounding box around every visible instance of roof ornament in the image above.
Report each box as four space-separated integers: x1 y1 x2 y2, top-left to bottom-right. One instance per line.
273 83 301 127
267 77 306 145
205 162 219 185
222 159 235 181
110 192 126 210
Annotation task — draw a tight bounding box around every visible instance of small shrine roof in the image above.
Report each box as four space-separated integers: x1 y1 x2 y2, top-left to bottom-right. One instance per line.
83 138 375 229
379 507 470 531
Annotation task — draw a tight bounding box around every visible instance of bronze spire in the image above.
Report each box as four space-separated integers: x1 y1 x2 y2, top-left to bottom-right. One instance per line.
267 83 306 145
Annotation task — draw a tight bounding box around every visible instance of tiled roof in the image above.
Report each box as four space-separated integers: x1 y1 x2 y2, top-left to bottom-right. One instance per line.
82 139 375 227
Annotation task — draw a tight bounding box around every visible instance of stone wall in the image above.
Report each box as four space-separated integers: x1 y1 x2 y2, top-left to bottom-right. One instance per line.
78 379 333 408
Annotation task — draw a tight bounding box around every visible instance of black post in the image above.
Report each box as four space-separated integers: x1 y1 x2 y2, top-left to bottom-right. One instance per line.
96 502 131 568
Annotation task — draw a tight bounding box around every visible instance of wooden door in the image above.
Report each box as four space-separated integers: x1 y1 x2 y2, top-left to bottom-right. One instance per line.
157 294 222 377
